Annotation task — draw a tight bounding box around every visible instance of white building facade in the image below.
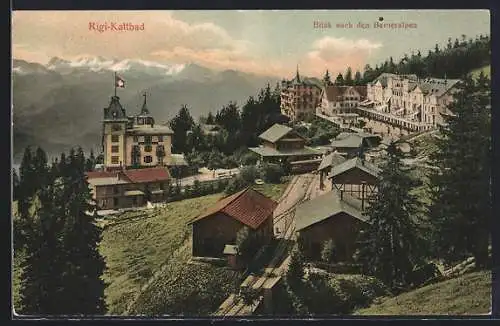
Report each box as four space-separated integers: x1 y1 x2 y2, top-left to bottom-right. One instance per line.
361 73 460 131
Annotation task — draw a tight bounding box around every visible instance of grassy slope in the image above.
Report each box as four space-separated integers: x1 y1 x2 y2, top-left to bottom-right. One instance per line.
354 270 491 315
101 181 288 315
100 194 223 314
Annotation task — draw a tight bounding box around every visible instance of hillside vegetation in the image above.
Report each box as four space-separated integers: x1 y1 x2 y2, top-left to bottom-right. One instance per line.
354 270 491 315
99 194 222 314
99 182 288 315
471 65 490 78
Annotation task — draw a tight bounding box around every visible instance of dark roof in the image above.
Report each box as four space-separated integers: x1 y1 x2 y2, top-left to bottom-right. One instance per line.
249 146 320 158
317 152 347 171
122 167 170 183
323 86 367 101
329 157 380 179
103 96 128 120
187 187 277 229
331 132 381 149
295 189 368 231
259 124 296 143
417 78 460 97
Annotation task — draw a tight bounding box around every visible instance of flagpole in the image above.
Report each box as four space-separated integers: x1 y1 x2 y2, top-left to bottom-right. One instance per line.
114 71 117 97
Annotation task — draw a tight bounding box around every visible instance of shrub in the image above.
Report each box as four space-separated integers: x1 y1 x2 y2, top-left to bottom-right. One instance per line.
240 152 259 166
224 177 249 195
240 166 258 184
321 239 336 263
260 163 284 183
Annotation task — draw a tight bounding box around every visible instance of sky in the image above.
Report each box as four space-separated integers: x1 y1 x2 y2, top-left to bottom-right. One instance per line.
12 10 490 78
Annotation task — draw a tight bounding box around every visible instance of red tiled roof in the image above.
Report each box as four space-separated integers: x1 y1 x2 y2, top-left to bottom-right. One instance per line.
188 187 278 229
122 167 170 183
85 171 118 179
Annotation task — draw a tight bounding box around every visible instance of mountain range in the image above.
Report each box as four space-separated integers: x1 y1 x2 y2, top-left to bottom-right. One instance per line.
12 56 280 163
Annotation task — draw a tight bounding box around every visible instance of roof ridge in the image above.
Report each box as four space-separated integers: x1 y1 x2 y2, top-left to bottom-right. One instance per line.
248 186 278 205
219 186 251 208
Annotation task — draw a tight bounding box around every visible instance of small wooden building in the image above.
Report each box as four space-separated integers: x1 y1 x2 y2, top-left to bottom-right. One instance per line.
328 157 380 208
295 190 369 262
317 152 347 189
330 132 381 158
249 123 322 171
187 187 277 258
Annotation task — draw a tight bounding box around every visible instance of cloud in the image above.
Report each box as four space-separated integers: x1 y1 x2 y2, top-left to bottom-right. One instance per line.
12 12 383 78
12 11 251 63
304 36 382 76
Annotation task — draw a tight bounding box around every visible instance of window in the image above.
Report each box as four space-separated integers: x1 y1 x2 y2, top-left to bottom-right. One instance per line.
145 145 153 152
111 145 119 153
111 135 120 143
144 156 153 163
111 156 119 164
157 135 163 142
144 136 152 144
113 186 119 194
133 136 139 142
113 197 119 207
112 124 122 131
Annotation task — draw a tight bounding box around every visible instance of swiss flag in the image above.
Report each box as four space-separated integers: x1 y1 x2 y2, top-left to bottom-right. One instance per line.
115 75 125 88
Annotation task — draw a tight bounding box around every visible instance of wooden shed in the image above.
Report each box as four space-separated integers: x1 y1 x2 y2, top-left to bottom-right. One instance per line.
187 187 277 258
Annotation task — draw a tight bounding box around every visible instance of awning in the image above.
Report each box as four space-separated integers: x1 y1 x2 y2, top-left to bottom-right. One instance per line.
124 190 145 196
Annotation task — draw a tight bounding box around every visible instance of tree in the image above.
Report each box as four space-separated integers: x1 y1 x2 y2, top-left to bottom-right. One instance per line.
240 165 258 184
354 71 362 85
19 147 107 314
321 239 336 263
169 105 195 154
206 111 215 125
428 73 491 269
357 143 424 290
344 67 353 86
260 163 284 184
207 150 224 178
85 149 96 172
335 73 344 86
215 101 241 134
236 226 260 264
13 168 20 201
322 70 333 86
286 245 305 289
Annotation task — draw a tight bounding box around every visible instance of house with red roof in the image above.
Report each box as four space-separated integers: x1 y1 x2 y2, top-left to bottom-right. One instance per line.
86 167 171 210
187 187 277 258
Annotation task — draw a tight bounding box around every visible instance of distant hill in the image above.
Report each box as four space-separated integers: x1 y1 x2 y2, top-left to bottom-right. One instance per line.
354 270 491 315
12 57 279 162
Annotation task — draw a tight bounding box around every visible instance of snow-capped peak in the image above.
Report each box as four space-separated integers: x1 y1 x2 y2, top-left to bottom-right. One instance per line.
45 56 186 76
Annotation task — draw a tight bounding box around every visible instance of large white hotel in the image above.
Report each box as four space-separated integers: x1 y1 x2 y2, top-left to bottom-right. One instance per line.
359 73 460 131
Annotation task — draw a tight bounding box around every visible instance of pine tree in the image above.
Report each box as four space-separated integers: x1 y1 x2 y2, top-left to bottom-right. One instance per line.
322 70 332 86
428 73 491 268
335 73 344 86
206 111 215 125
354 71 362 85
344 67 353 86
57 147 107 314
169 105 195 154
357 143 424 289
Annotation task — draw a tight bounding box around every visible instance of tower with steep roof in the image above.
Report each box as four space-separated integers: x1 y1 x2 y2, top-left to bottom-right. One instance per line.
102 96 128 169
